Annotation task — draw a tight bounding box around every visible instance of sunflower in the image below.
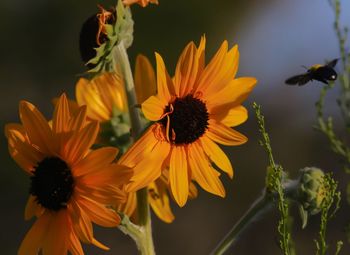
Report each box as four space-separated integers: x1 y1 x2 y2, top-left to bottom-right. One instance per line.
5 94 132 254
76 72 127 122
121 36 257 206
122 0 159 7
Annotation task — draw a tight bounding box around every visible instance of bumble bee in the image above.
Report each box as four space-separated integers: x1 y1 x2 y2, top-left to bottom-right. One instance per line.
285 59 338 86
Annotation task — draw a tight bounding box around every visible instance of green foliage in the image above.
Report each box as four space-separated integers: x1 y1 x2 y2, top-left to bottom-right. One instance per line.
88 0 134 74
314 173 341 255
254 103 293 255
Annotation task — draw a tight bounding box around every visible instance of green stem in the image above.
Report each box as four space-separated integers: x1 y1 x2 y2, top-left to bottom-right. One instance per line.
211 181 298 255
113 41 155 255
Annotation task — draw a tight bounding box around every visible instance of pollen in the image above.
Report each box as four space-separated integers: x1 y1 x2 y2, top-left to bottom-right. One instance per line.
30 157 74 211
159 94 209 145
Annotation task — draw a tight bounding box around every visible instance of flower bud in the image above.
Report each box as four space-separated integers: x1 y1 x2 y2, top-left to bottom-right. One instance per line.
297 167 326 228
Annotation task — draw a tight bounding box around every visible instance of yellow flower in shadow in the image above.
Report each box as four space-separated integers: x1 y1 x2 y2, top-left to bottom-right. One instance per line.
5 94 132 255
76 72 127 122
121 36 257 207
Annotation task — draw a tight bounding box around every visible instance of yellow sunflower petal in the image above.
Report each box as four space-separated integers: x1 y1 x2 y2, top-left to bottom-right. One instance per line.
155 52 174 102
19 101 55 154
76 78 110 122
63 121 99 165
196 40 228 93
207 119 248 146
188 142 225 197
135 54 157 104
212 105 248 127
52 93 71 134
76 184 126 205
74 147 119 177
77 195 121 227
169 146 189 207
18 211 51 255
95 73 127 113
119 127 159 166
196 35 206 80
68 230 84 255
174 42 198 96
149 181 175 223
142 95 166 121
200 135 233 178
127 140 170 192
206 77 257 112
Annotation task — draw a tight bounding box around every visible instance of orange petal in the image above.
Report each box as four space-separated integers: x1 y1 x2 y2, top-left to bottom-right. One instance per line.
206 77 257 112
63 121 99 165
79 164 132 188
188 142 225 197
19 101 55 154
74 147 119 177
174 42 198 96
148 181 175 223
52 93 71 134
200 135 233 178
134 54 157 104
142 96 166 121
196 35 206 82
25 195 41 220
69 199 94 243
67 105 88 132
42 210 69 255
206 119 247 146
155 52 174 102
77 195 121 227
211 105 248 127
116 192 137 217
68 230 84 255
18 211 51 255
76 184 126 205
189 182 198 199
169 146 189 207
6 129 43 173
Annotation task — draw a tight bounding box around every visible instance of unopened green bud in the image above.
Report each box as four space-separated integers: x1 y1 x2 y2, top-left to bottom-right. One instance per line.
297 167 326 228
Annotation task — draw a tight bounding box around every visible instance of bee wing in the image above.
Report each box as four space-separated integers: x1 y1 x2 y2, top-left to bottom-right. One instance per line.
285 74 310 86
327 58 338 68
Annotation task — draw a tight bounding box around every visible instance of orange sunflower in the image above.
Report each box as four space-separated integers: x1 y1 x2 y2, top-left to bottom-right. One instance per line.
123 0 158 7
122 36 257 206
5 94 132 255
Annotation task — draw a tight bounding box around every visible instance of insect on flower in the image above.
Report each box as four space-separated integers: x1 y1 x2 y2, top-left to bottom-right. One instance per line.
285 58 338 86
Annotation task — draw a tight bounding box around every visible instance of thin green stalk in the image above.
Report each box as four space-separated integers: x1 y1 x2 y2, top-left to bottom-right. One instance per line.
211 181 298 255
253 102 293 255
114 41 155 255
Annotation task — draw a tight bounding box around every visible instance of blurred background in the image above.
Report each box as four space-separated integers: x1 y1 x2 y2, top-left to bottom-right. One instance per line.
1 0 350 254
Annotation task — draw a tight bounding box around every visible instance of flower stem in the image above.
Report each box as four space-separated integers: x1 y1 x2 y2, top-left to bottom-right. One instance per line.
113 41 155 255
211 180 298 255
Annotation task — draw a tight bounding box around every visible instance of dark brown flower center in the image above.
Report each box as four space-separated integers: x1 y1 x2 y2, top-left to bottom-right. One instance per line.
79 6 116 67
159 94 209 145
30 157 74 211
